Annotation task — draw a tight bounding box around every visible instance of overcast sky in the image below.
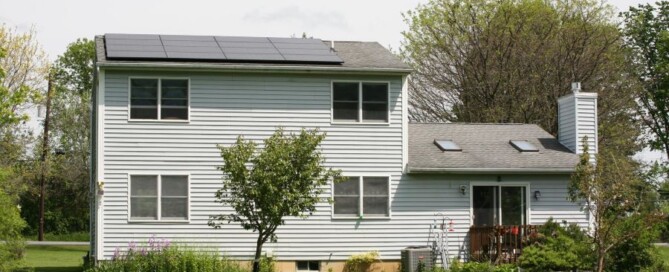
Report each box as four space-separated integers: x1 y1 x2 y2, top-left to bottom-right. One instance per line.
0 0 654 59
1 0 664 162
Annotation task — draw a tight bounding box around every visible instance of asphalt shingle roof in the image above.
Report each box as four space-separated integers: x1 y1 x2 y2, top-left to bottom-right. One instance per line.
408 123 579 173
94 35 411 73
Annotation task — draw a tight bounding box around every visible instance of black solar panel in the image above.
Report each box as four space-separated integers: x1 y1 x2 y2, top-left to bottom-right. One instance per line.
104 34 344 64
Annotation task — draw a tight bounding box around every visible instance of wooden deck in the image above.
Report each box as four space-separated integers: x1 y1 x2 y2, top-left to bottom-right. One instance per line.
469 225 539 263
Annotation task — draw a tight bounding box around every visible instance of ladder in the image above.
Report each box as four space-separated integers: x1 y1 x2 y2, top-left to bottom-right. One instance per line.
427 213 453 269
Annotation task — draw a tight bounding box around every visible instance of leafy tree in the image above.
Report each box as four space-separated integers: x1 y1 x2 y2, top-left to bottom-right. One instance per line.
621 2 669 167
19 39 95 235
568 139 665 272
209 128 341 272
0 167 26 270
401 0 641 155
0 47 32 128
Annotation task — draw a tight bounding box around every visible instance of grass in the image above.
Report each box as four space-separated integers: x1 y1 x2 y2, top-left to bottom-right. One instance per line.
658 246 669 266
23 245 88 272
25 232 90 242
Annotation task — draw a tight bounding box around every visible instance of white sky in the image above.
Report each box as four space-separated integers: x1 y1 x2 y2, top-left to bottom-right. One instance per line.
1 0 664 163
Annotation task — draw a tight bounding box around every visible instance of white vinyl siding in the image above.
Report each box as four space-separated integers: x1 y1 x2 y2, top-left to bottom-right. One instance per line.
100 71 404 260
98 70 586 262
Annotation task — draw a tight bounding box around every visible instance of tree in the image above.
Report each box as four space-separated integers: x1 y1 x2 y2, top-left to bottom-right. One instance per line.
209 128 341 272
19 39 95 236
621 2 669 165
0 47 32 128
0 25 47 126
401 0 641 155
568 138 665 272
0 167 26 271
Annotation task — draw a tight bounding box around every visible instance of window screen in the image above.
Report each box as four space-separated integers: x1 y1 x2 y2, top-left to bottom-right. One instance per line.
333 177 359 216
130 175 158 220
363 177 389 217
130 175 188 221
332 82 359 121
362 83 388 122
130 79 159 119
161 79 188 120
296 261 320 271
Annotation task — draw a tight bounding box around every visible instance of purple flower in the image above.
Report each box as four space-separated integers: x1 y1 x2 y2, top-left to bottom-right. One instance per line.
162 238 171 249
128 241 137 252
148 235 157 250
140 247 147 256
112 247 121 260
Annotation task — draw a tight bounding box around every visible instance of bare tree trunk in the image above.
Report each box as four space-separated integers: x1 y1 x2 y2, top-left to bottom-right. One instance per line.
253 233 265 272
597 250 606 272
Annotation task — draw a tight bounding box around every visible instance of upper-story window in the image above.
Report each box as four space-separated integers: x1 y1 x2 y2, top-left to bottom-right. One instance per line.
332 82 388 123
130 78 189 121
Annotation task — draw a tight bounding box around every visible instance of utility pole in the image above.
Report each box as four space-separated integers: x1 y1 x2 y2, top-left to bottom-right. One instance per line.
38 73 53 241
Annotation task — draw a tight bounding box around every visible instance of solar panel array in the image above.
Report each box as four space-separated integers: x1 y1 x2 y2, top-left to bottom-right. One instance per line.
105 34 344 64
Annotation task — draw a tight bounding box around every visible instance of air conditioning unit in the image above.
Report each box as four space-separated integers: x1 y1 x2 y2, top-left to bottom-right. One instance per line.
401 246 433 272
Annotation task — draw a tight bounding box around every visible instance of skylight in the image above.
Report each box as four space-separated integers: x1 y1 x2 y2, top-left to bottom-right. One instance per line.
434 139 462 151
510 140 539 152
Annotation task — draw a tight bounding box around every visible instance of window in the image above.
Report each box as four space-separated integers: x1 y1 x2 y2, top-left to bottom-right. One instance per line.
509 140 538 152
332 82 388 123
434 139 462 151
296 261 319 272
130 175 189 221
333 176 389 218
472 185 528 226
130 78 189 120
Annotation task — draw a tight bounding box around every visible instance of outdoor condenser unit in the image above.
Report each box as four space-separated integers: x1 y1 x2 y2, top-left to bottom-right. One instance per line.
401 246 434 272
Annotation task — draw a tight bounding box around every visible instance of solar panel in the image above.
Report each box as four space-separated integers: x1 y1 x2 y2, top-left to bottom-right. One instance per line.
434 139 462 152
104 34 344 63
510 140 539 152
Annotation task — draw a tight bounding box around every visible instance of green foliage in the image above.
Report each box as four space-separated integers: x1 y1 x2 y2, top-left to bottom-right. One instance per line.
621 1 669 161
448 260 516 272
88 239 245 272
19 38 95 236
402 0 642 156
517 219 593 271
209 128 341 272
344 251 379 272
258 256 276 272
606 218 668 271
0 167 27 271
0 47 31 128
568 139 665 271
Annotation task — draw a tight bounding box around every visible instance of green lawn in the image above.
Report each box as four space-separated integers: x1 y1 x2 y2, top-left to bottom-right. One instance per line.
25 232 90 242
659 246 669 266
23 245 88 272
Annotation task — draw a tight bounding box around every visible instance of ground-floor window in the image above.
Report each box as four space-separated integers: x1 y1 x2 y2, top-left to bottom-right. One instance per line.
472 185 528 226
333 176 390 218
296 261 319 272
129 174 189 221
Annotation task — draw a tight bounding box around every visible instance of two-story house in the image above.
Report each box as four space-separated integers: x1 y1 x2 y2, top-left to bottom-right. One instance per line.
91 33 596 271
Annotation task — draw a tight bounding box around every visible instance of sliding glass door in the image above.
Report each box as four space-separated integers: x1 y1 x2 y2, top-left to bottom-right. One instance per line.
472 185 527 226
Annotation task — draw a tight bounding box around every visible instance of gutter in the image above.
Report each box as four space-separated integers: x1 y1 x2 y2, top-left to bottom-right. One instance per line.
407 167 575 174
96 61 413 75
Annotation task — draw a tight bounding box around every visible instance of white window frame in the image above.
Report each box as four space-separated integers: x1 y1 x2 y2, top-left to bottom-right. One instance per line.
469 182 531 226
330 81 391 125
127 173 191 223
332 175 391 219
128 77 191 122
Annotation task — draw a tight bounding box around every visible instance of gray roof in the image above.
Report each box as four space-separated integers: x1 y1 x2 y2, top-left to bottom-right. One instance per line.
408 123 579 174
95 35 411 74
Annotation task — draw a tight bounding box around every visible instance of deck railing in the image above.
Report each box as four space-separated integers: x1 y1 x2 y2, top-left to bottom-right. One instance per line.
469 225 539 264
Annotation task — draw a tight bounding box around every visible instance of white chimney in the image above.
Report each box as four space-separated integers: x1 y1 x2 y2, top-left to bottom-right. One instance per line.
557 82 598 156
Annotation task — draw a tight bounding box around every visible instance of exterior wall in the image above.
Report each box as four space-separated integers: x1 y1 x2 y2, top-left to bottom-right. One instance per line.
399 174 588 261
96 69 587 265
557 96 576 152
97 70 406 261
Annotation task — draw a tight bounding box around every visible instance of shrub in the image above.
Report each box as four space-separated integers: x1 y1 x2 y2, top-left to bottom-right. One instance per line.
0 167 26 271
517 219 593 272
344 251 379 272
87 237 246 272
606 218 668 271
447 260 516 272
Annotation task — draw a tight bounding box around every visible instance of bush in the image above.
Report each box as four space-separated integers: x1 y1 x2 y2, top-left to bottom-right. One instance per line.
517 219 593 272
606 218 668 271
0 167 26 271
448 260 516 272
87 237 246 272
344 251 379 272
